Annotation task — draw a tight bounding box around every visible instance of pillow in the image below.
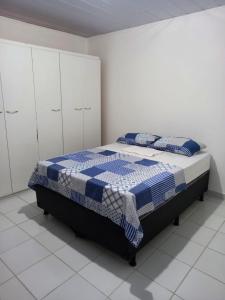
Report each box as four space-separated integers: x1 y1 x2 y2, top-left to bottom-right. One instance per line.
117 132 160 146
149 136 205 157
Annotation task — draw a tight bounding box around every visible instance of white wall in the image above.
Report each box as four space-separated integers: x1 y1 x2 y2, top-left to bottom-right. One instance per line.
88 6 225 195
0 16 87 53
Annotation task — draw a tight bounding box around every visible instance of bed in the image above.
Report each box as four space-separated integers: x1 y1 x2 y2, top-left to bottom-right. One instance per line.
29 143 210 266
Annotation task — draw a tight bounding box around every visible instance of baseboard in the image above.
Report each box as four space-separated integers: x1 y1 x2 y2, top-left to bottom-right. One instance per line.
207 190 225 200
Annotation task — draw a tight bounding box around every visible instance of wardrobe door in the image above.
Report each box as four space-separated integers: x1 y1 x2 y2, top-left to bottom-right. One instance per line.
83 58 101 149
60 53 84 153
32 48 63 160
0 76 12 197
0 42 39 192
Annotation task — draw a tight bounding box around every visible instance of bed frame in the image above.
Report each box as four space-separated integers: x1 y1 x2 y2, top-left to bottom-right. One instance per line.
34 170 209 266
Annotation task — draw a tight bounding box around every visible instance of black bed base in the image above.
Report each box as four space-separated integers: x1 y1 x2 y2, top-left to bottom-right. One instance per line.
35 171 209 266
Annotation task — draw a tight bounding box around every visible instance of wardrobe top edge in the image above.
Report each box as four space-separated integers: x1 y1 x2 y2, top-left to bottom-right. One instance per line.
0 38 100 61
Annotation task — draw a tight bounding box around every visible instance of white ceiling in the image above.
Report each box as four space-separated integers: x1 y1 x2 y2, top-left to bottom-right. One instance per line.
0 0 225 37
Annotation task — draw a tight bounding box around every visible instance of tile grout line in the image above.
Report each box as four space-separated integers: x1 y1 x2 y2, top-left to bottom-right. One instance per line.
1 193 225 299
135 205 225 295
47 211 225 299
104 268 136 298
21 206 225 296
0 257 38 299
4 210 43 227
39 273 76 300
42 212 225 300
193 266 225 286
0 224 90 299
172 209 224 295
77 252 136 298
11 219 109 299
4 200 138 299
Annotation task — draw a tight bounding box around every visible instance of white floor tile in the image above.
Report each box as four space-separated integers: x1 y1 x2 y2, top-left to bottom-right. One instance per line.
1 239 50 274
0 196 26 214
18 255 74 299
159 233 204 266
0 227 30 254
179 202 200 223
0 277 35 300
6 205 41 225
189 209 225 230
17 189 37 204
205 194 225 205
35 230 66 252
0 215 14 232
18 215 49 237
110 271 172 300
43 273 106 300
136 242 156 266
219 221 225 234
55 238 102 271
48 222 75 245
177 268 225 300
208 232 225 255
198 198 225 218
195 248 225 283
175 220 216 246
79 253 133 296
171 295 183 300
0 260 13 285
148 225 175 248
138 250 190 292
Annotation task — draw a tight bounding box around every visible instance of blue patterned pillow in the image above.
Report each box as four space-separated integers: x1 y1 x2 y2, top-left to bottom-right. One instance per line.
149 137 205 157
117 133 160 146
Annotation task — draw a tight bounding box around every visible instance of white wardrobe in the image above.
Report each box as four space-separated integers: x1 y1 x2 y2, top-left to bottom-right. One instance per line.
60 53 101 153
0 39 101 197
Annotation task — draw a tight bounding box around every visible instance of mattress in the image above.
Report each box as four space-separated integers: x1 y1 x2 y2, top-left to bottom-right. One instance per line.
29 146 187 247
100 143 210 184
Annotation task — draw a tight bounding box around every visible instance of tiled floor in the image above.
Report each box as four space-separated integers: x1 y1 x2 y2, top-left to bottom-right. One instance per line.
0 190 225 299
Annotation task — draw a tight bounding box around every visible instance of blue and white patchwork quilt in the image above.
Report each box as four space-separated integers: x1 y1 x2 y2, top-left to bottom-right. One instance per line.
29 148 187 247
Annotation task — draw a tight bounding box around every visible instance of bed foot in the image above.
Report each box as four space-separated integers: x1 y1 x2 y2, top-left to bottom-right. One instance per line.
173 216 180 226
199 194 204 202
129 256 136 267
43 210 49 216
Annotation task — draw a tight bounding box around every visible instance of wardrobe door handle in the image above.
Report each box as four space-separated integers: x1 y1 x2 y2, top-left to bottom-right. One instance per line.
51 109 61 112
6 110 18 114
84 107 91 110
0 111 3 113
74 108 83 111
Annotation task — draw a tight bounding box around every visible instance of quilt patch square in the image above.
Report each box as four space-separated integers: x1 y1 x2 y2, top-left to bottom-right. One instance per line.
85 178 107 202
48 156 67 163
98 150 117 156
70 173 91 194
47 164 65 181
125 133 138 139
95 171 119 184
146 172 176 205
57 159 77 168
130 183 152 210
102 187 124 214
135 159 158 167
81 167 105 177
37 161 53 176
98 159 128 169
66 151 93 162
97 159 134 175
